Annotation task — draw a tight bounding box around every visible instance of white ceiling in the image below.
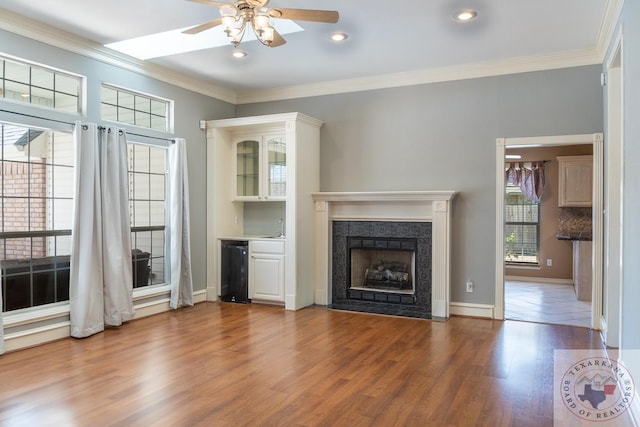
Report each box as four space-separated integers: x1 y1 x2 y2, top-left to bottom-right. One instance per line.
0 0 614 103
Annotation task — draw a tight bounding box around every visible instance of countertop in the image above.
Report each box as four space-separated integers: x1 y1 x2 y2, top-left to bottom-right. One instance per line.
556 233 592 241
218 235 286 241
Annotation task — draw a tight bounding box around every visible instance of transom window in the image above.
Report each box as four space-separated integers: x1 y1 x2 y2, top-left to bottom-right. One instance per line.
128 142 168 288
0 122 74 312
0 55 82 113
505 185 540 264
101 84 171 132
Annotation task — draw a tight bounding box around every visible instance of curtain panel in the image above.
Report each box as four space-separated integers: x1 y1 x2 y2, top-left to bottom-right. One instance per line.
0 290 4 354
70 123 133 338
505 161 547 202
168 138 194 309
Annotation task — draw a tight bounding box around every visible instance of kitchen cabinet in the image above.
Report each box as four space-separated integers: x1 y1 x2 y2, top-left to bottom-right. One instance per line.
249 240 285 302
234 134 286 201
572 241 592 302
557 155 593 207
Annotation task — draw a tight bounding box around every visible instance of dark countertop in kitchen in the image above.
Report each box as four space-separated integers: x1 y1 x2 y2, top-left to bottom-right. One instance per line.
556 233 592 241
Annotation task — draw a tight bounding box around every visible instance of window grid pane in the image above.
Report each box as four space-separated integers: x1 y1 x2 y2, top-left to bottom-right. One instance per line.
1 125 74 312
505 186 540 264
0 55 82 114
101 84 171 132
128 142 167 289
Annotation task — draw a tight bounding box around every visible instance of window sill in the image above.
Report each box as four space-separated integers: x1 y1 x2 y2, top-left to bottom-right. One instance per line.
505 263 541 270
3 302 70 328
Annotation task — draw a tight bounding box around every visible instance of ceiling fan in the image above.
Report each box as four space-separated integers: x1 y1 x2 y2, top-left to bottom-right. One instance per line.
183 0 339 48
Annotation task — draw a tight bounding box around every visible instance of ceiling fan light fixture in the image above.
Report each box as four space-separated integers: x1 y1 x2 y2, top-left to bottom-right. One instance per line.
454 9 478 22
331 32 348 42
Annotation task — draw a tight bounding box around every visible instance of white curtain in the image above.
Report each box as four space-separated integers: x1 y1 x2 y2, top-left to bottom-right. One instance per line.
1 290 4 354
168 138 194 309
100 127 134 326
70 123 133 338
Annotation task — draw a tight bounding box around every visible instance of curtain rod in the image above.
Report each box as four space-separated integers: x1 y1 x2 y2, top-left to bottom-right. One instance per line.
1 110 175 143
0 108 74 126
96 126 175 143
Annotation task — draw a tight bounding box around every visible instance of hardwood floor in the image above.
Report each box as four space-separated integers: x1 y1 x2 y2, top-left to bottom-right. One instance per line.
0 302 606 426
505 280 591 328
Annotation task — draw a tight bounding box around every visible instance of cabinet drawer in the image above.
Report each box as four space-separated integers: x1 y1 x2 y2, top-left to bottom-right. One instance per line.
251 240 285 254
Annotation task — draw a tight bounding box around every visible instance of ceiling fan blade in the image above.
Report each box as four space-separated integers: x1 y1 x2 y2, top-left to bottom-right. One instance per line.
268 8 339 23
185 0 230 7
182 17 223 34
270 29 287 47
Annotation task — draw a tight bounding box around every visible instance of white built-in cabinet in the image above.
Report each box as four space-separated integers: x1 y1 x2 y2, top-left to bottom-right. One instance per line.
206 113 322 311
557 155 593 207
249 240 285 302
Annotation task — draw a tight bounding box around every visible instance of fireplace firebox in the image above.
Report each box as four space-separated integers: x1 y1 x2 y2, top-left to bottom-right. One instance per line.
332 221 432 318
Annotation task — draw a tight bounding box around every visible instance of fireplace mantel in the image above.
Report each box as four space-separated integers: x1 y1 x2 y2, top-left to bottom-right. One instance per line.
312 191 457 319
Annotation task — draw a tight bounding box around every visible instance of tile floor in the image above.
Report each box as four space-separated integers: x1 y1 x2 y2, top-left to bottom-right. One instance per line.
505 280 592 328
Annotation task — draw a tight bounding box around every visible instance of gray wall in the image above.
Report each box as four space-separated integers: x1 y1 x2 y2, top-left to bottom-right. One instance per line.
237 65 604 304
0 30 235 291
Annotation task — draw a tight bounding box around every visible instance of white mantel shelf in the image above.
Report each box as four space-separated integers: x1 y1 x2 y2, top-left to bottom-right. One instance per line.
311 190 458 320
311 191 457 202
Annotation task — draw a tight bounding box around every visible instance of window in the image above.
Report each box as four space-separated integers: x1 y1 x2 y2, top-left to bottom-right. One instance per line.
128 142 167 288
1 123 74 312
101 84 171 132
0 55 82 113
505 185 540 264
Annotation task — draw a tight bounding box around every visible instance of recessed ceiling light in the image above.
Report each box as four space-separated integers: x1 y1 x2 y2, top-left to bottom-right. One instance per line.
232 50 248 58
331 32 348 42
20 93 30 98
454 9 478 22
505 154 522 160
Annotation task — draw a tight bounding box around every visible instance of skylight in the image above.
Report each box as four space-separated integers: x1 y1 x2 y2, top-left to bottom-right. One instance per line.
105 21 304 60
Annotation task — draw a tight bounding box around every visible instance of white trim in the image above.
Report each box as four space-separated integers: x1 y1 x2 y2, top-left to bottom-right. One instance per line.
449 302 494 319
0 9 236 104
495 133 604 328
4 321 71 353
0 5 622 105
236 50 601 104
505 276 574 285
2 289 208 353
311 191 457 203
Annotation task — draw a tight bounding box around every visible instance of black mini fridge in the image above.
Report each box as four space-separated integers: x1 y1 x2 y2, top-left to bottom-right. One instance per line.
220 240 249 303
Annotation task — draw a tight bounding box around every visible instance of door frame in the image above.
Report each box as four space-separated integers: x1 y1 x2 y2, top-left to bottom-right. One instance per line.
495 133 604 329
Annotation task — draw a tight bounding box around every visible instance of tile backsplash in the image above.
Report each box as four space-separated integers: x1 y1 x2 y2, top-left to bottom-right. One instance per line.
557 207 592 240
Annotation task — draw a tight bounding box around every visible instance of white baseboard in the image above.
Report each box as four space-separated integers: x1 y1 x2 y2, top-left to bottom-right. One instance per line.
505 275 573 285
3 290 209 353
4 321 71 353
449 302 495 319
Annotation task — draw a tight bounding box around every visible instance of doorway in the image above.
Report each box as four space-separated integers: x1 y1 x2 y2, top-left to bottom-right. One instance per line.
495 134 604 329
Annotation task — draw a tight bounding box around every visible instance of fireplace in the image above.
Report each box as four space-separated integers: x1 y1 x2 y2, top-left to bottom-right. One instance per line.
312 191 457 319
332 221 432 318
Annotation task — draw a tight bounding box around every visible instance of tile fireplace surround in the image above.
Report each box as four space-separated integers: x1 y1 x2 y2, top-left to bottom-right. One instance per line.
311 191 457 320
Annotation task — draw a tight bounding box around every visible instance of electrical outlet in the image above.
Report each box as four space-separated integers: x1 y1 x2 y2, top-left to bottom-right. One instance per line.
546 258 553 267
466 281 473 292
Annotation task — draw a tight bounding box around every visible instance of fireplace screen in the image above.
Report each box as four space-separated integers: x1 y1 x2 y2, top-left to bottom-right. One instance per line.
350 248 415 293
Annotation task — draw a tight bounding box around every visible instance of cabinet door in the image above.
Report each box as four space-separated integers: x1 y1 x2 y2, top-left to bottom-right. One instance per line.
235 139 260 200
250 254 284 302
558 156 592 207
265 135 286 200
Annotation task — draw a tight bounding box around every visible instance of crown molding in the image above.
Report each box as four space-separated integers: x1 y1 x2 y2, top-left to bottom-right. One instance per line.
1 3 620 106
0 8 237 104
595 0 624 61
236 49 601 104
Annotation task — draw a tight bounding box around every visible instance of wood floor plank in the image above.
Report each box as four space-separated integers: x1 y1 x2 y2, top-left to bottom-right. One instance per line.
0 302 609 426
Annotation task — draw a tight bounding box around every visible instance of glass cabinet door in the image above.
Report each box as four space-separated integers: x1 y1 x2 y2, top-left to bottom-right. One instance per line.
266 136 286 198
236 140 259 198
